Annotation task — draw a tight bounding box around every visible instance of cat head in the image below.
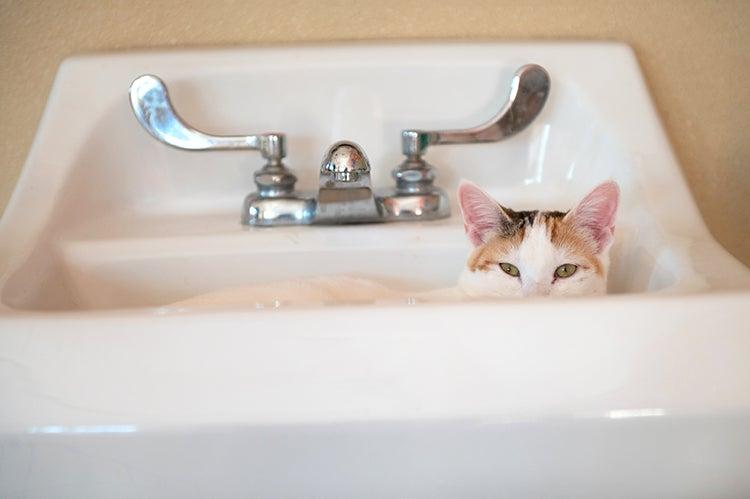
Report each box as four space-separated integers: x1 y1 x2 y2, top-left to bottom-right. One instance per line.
457 181 620 298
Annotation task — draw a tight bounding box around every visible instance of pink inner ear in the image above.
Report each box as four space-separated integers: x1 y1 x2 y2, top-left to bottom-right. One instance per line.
458 182 509 246
566 181 620 252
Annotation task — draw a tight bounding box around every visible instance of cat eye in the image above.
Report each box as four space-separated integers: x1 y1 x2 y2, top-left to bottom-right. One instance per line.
499 262 520 277
554 264 578 278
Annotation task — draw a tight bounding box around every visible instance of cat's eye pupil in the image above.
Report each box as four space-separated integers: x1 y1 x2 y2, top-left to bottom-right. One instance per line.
499 263 520 277
555 264 578 278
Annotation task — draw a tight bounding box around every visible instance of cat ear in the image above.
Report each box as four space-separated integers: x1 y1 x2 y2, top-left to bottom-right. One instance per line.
564 180 620 253
458 181 512 246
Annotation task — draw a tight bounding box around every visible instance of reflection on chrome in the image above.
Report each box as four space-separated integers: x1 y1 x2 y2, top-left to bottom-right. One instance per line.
27 424 138 434
606 408 666 419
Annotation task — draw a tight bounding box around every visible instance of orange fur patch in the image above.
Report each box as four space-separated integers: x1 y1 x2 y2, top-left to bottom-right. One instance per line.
467 226 526 272
547 215 604 276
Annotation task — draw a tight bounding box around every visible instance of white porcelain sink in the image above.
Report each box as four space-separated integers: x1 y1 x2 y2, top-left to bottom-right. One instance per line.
1 43 749 497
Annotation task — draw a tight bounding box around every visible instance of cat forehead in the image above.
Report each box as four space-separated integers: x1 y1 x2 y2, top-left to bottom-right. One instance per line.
468 211 570 271
515 215 574 272
513 212 604 275
517 220 561 260
469 210 605 271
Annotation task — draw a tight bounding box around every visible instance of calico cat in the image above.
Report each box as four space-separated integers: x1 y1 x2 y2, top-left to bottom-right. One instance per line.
170 181 619 308
458 180 619 298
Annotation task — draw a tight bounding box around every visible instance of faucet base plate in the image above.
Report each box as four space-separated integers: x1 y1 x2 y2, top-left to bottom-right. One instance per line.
376 188 451 222
241 193 316 226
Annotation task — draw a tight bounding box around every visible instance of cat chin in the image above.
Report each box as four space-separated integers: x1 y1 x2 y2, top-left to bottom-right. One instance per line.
458 267 608 298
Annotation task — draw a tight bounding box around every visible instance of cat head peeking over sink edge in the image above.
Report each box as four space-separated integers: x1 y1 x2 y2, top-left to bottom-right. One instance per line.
458 181 620 298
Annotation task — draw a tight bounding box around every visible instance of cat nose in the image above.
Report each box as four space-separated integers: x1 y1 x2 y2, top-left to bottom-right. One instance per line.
522 281 550 297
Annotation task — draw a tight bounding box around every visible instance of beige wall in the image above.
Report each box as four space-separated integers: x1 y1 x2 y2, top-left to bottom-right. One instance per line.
1 0 748 264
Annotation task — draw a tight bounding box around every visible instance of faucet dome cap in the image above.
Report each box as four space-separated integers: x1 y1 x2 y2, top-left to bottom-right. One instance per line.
321 141 371 179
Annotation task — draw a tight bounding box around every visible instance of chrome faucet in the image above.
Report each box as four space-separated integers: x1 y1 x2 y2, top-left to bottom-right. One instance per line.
316 141 380 224
129 64 550 226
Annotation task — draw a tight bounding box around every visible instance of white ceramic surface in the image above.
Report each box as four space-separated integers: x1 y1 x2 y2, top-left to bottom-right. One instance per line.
1 42 749 498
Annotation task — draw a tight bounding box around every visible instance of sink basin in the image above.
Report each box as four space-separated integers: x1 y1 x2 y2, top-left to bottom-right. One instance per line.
1 43 749 497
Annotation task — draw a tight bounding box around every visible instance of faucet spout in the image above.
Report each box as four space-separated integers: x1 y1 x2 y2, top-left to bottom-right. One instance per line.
314 141 381 224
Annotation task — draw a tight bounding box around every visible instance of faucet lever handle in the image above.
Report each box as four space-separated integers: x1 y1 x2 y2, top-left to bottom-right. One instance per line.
129 74 285 160
401 64 550 157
